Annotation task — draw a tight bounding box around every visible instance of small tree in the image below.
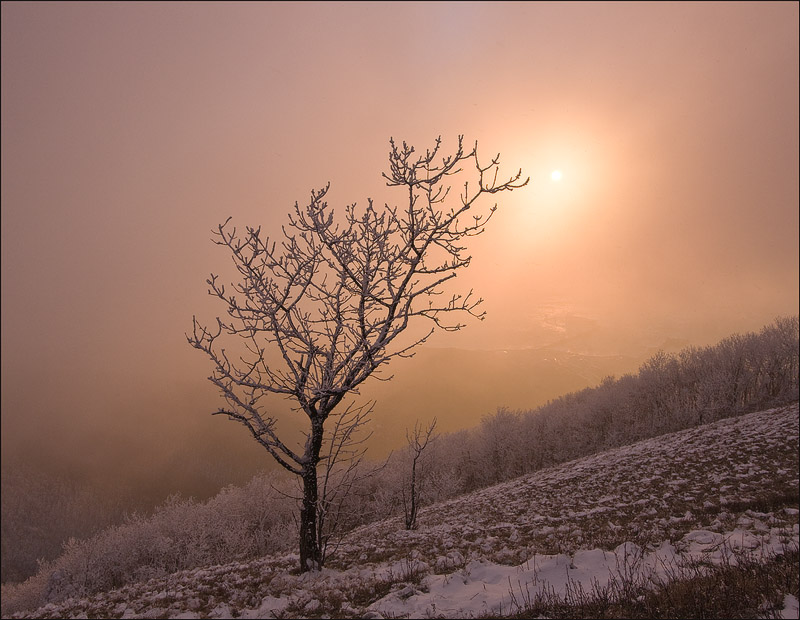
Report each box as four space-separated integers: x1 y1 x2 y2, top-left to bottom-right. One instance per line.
188 135 527 571
402 417 438 530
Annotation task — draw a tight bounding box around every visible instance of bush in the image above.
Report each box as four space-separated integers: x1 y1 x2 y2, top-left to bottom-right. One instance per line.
0 471 296 614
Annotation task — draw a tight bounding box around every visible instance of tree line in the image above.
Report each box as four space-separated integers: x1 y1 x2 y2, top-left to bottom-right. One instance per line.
440 315 798 492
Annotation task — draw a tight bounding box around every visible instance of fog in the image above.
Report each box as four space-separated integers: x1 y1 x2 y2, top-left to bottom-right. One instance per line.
2 2 798 508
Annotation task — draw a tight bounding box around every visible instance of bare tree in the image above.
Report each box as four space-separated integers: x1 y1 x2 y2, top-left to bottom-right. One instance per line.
402 417 438 530
188 135 528 571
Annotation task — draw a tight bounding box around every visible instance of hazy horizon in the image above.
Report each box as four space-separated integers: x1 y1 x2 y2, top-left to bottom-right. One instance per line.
2 2 798 495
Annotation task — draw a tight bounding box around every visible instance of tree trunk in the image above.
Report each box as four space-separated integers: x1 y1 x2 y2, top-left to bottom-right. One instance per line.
406 458 418 530
299 464 321 572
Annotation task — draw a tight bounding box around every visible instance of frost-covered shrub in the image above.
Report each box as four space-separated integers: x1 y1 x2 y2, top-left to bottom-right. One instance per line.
0 569 50 617
1 471 297 612
0 466 129 585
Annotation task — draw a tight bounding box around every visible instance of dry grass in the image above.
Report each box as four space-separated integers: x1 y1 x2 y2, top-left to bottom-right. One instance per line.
493 545 799 619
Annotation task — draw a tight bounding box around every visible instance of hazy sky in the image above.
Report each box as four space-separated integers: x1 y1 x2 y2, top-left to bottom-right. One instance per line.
2 2 798 485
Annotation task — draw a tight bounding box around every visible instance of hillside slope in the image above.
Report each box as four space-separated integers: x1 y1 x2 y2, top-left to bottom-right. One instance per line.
8 403 799 619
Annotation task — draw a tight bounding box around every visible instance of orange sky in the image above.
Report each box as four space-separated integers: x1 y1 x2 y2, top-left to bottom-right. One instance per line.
2 2 798 485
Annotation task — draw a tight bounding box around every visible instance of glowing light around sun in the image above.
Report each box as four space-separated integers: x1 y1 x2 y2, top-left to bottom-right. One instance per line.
551 170 562 181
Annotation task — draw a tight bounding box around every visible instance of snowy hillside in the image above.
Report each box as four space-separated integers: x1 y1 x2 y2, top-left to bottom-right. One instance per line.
9 403 799 619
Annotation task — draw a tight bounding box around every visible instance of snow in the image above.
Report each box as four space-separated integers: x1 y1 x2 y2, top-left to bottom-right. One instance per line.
781 594 799 619
7 403 799 619
237 596 288 619
368 527 797 619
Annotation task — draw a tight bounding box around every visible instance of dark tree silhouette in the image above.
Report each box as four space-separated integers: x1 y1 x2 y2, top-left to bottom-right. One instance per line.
188 135 528 571
403 417 438 530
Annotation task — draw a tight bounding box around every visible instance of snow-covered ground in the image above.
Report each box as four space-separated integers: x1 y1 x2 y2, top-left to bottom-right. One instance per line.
368 530 798 619
10 403 799 619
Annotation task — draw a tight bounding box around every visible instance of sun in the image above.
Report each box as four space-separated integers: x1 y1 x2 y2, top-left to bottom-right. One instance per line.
551 170 563 182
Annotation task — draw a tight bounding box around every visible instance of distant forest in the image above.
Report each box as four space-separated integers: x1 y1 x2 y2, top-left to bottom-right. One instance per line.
2 316 797 611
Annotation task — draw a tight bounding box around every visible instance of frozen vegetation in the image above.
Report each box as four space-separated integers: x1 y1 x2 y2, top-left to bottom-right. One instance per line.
3 316 796 593
3 403 798 618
